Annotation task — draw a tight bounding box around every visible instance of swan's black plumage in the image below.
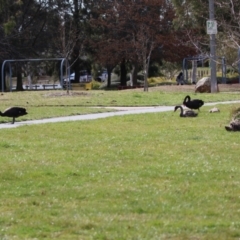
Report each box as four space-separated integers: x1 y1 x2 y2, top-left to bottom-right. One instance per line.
0 107 28 124
183 95 204 111
174 105 198 117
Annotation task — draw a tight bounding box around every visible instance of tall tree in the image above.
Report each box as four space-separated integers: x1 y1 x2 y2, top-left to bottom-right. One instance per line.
215 0 240 73
0 0 50 90
90 0 196 91
172 0 240 84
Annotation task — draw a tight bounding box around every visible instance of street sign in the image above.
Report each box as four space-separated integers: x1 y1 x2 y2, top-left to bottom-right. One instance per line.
207 20 217 34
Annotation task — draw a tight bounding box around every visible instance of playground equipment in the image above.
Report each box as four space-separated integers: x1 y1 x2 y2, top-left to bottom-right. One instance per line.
182 56 227 84
1 58 69 92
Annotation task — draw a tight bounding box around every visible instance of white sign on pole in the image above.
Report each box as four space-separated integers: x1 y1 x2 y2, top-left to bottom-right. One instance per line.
207 20 217 34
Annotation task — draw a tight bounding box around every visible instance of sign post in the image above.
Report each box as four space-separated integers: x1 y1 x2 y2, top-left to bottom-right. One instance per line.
207 20 217 35
208 0 218 93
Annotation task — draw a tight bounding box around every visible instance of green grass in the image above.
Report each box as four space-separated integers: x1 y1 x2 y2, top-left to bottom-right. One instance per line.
0 88 240 123
0 90 240 239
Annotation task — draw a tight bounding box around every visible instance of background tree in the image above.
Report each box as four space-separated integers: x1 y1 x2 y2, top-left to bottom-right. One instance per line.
0 0 55 90
215 0 240 73
3 0 238 91
90 0 196 91
172 0 240 73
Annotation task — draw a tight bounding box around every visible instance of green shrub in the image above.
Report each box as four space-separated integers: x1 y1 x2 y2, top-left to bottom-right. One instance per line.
91 80 101 89
148 77 173 86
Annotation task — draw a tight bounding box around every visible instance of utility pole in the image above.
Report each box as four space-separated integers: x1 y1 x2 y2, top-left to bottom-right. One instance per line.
209 0 218 92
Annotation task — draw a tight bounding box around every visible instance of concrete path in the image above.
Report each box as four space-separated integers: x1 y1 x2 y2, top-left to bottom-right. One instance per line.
0 100 240 129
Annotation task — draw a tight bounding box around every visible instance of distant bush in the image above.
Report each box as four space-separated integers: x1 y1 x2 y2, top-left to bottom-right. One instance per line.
92 81 102 89
148 77 174 86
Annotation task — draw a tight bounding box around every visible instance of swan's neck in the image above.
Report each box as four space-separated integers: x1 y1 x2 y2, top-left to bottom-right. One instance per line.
184 96 190 103
179 106 184 116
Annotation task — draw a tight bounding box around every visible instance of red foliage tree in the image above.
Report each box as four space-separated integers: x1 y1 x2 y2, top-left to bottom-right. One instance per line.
90 0 196 90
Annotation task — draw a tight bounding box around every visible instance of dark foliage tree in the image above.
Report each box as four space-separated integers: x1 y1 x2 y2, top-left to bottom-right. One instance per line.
172 0 240 58
0 0 55 90
90 0 196 90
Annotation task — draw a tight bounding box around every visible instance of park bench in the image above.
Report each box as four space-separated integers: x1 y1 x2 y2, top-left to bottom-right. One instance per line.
42 84 58 90
25 85 40 90
118 85 143 90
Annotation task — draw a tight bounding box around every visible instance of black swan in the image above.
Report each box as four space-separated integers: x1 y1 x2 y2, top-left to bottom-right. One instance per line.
174 105 198 117
183 95 204 111
0 107 28 124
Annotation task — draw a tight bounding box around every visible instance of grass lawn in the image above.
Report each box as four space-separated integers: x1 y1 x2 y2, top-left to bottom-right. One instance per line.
0 87 240 239
0 84 240 123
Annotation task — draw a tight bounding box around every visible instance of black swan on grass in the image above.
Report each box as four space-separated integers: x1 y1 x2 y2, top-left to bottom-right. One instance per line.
0 107 28 124
183 95 204 111
174 105 198 117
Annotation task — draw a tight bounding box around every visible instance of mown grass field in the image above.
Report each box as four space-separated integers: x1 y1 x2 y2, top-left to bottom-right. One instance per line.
0 86 240 239
0 84 240 123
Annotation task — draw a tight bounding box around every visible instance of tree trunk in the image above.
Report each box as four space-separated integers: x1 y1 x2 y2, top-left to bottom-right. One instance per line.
120 58 127 86
72 46 81 83
72 0 81 85
131 61 139 86
191 60 197 84
143 56 149 92
141 40 153 92
0 64 4 91
106 66 113 88
16 64 24 91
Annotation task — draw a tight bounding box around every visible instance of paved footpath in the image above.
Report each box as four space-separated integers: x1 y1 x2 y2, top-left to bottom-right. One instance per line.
0 100 240 129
